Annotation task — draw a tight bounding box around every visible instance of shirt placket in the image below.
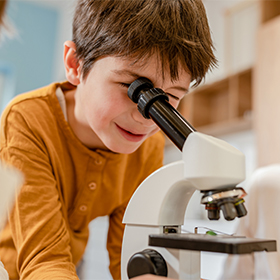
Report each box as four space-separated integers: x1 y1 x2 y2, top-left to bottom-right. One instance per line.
77 155 106 218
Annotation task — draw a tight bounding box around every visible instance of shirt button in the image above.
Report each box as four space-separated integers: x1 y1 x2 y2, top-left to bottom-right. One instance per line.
95 159 102 165
88 182 97 190
79 205 87 212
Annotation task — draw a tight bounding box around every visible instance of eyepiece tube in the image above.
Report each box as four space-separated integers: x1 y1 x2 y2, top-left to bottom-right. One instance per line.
128 77 195 151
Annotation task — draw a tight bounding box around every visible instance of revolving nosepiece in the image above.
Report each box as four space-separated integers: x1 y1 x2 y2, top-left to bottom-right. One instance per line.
202 187 247 221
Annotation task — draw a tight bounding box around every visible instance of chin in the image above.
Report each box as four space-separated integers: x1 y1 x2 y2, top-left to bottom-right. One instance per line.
107 142 141 154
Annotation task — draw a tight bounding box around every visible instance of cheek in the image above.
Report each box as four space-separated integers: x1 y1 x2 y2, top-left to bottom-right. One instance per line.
88 92 128 124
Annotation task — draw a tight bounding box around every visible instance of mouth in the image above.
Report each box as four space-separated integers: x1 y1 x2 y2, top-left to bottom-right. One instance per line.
115 124 147 142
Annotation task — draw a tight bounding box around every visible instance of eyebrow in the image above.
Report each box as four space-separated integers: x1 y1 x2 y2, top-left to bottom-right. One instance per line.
169 86 189 94
112 69 141 79
112 69 189 93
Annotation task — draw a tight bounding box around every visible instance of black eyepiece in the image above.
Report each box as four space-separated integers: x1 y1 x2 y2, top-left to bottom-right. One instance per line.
127 77 153 103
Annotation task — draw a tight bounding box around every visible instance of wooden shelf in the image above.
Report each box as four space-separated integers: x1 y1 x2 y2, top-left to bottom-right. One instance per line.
198 117 252 137
178 68 253 137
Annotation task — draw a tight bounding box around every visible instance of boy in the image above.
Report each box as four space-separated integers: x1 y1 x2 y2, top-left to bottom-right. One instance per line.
0 0 216 279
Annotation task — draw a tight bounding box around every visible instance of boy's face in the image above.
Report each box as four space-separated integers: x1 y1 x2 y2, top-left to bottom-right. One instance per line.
69 52 192 154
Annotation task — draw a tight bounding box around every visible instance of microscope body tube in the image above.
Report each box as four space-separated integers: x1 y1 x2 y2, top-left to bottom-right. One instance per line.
147 99 195 151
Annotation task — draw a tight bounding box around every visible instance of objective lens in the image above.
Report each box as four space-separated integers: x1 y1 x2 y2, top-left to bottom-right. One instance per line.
220 201 237 221
235 198 248 218
205 204 220 220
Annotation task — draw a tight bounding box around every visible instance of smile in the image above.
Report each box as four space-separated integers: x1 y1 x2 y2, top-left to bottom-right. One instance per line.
115 124 146 142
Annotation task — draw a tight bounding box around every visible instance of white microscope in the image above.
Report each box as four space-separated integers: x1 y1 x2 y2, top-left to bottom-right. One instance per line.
121 78 277 280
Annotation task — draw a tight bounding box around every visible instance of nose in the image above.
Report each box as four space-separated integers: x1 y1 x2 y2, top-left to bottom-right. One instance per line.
131 106 157 128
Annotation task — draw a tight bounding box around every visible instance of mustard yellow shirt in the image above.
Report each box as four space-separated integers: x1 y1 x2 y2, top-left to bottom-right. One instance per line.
0 82 165 280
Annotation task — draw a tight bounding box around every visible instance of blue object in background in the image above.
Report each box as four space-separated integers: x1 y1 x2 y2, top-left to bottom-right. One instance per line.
0 1 59 111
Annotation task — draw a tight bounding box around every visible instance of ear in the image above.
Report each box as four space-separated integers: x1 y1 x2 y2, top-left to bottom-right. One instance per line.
63 40 81 85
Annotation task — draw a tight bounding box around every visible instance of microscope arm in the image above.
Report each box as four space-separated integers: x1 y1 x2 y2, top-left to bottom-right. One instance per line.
121 160 197 279
123 160 192 226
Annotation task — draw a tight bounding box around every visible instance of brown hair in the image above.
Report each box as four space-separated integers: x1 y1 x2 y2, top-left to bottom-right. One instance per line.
72 0 217 86
0 0 7 29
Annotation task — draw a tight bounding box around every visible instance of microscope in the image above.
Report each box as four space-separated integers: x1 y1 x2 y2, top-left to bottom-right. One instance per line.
121 78 276 279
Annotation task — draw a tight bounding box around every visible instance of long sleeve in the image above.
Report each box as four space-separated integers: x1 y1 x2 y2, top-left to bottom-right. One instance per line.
1 108 79 280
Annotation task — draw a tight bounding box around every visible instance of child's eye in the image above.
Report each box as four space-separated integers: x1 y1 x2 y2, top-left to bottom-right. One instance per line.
166 92 180 101
120 83 131 88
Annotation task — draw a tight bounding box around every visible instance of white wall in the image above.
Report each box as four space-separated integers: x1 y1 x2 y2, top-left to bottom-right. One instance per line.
203 0 260 81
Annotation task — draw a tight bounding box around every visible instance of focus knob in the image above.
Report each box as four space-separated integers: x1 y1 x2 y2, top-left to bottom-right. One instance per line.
127 249 168 279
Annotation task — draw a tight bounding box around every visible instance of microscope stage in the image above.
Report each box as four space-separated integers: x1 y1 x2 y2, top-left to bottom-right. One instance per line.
149 233 277 254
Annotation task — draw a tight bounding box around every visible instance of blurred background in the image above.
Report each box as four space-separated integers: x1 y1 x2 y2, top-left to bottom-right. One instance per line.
0 0 75 110
1 0 280 279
